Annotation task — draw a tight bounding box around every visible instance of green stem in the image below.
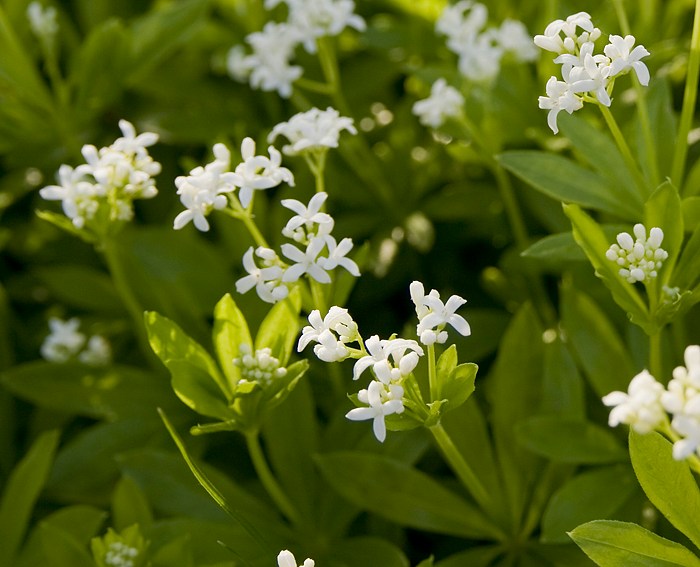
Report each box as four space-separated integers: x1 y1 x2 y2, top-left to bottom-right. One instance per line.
672 0 700 191
222 206 270 249
611 0 659 189
309 279 328 314
598 104 649 194
245 430 302 525
649 331 662 378
427 344 437 400
100 238 158 366
429 423 504 538
295 77 334 95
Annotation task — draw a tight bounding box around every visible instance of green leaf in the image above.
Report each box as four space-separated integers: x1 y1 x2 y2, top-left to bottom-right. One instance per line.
1 362 177 419
570 520 700 567
150 534 195 567
682 196 700 225
563 204 652 332
435 546 503 567
145 311 229 400
254 288 302 366
558 113 643 206
542 465 638 543
213 293 251 388
39 523 94 567
674 221 700 291
440 362 477 413
644 182 683 286
0 429 60 567
498 151 641 219
542 338 585 418
315 451 499 539
435 344 458 394
561 285 636 397
516 416 627 464
168 359 232 420
36 210 96 244
112 475 154 532
333 537 409 567
34 264 124 313
644 79 678 184
629 431 700 550
522 233 588 262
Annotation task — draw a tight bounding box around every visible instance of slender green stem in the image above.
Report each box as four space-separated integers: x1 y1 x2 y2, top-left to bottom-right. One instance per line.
649 331 662 378
222 206 270 249
295 77 334 94
611 0 660 189
309 278 328 314
672 0 700 191
598 104 649 194
427 344 437 401
245 431 302 525
429 423 504 538
100 238 158 366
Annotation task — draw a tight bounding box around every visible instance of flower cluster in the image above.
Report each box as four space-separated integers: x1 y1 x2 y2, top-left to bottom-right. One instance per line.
535 12 651 133
605 224 668 284
268 107 357 156
604 346 700 461
410 281 471 345
278 550 314 567
436 1 537 83
40 120 160 231
173 138 294 231
236 191 360 303
298 306 359 362
234 343 288 386
40 317 111 366
412 78 465 129
27 1 58 39
104 542 139 567
227 0 365 97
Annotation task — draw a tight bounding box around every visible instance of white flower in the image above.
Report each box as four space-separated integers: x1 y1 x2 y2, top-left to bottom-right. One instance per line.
229 138 294 208
104 542 139 567
78 335 112 366
277 549 315 567
605 224 668 283
226 45 250 82
437 1 488 49
234 344 287 385
173 144 236 231
456 30 504 82
41 317 86 363
268 107 357 156
236 247 289 303
27 2 58 38
297 306 358 361
670 415 700 460
497 19 538 62
604 34 651 86
318 235 360 277
353 335 423 384
412 79 464 128
234 22 303 98
564 42 612 107
538 75 584 134
602 369 666 434
661 345 700 416
281 237 331 283
281 192 334 241
346 380 405 442
410 281 471 346
39 164 102 228
534 12 600 54
282 0 366 53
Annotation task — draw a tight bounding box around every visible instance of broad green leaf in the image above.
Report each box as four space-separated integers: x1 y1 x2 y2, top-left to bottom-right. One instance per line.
440 362 477 413
528 543 595 566
150 534 194 567
333 537 409 567
112 475 154 532
558 113 643 205
0 429 60 567
145 311 229 399
315 451 501 539
516 416 627 464
36 210 96 244
1 362 177 419
674 222 700 291
254 288 302 366
570 520 700 567
542 338 585 418
498 151 641 219
487 303 545 529
435 545 502 567
644 182 683 286
629 431 700 550
34 264 124 313
542 465 638 543
213 293 251 387
39 523 94 567
522 232 588 262
682 197 700 228
564 204 652 332
561 285 636 397
168 359 231 420
643 79 678 185
435 344 458 395
262 377 319 523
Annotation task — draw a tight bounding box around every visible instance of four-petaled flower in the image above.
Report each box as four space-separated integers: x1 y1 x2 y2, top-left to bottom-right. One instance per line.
277 549 315 567
345 380 405 442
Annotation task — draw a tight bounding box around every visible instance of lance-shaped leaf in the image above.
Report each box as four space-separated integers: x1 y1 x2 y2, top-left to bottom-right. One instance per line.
644 181 683 287
255 287 302 366
212 293 252 388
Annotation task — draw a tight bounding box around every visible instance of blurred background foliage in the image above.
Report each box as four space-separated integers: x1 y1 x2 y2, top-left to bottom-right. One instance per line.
1 0 699 565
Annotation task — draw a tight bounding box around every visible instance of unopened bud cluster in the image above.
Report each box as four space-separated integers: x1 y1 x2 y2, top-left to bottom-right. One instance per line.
104 542 139 567
605 224 668 283
234 344 287 385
